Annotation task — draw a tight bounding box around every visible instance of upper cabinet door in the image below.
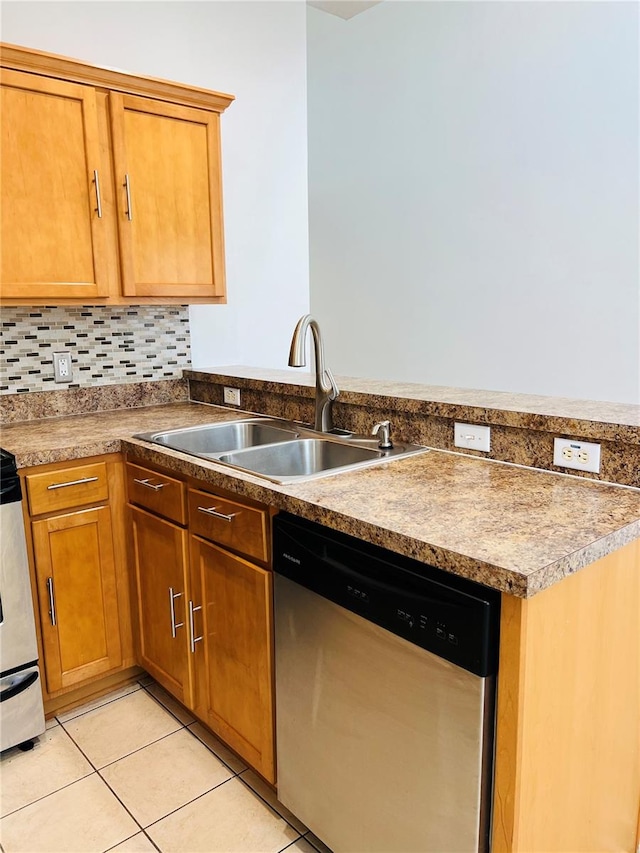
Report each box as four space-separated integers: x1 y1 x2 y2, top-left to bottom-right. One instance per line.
109 93 226 299
0 69 111 299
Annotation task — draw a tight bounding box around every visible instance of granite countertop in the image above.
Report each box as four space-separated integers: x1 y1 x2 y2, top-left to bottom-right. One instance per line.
186 366 640 443
3 400 640 598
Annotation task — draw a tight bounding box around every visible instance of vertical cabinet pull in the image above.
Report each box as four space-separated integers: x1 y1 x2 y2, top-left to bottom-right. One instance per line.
189 601 203 654
46 577 57 627
93 170 103 218
123 174 133 220
169 587 183 638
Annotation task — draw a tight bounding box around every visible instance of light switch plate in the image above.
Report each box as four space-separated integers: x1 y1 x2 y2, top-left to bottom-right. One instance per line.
454 422 491 452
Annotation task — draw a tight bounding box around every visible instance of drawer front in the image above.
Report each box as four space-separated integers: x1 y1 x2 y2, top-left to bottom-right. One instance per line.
26 462 109 515
189 488 268 563
126 463 186 525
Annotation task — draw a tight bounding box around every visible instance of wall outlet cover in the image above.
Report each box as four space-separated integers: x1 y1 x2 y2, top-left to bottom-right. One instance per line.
553 437 601 474
223 386 241 406
53 351 73 383
454 422 491 452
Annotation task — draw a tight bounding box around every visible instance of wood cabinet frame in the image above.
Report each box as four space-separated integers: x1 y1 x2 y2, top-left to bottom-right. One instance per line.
1 42 234 306
20 453 137 711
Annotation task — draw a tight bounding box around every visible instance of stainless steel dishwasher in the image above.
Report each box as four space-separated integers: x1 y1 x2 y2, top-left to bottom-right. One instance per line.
273 513 500 853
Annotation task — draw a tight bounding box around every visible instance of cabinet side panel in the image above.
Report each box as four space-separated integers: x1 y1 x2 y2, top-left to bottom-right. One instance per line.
492 595 526 853
495 541 640 852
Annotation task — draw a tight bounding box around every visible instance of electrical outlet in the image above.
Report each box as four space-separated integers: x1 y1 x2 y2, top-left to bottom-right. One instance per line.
53 351 73 383
223 386 241 406
454 422 491 452
553 437 601 474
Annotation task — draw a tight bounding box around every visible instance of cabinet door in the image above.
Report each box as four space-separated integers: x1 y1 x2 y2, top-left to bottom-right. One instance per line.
0 69 111 299
130 505 192 706
192 536 275 782
110 93 225 299
32 506 122 693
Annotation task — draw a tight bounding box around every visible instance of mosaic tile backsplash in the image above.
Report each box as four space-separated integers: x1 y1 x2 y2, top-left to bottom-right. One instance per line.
0 306 191 394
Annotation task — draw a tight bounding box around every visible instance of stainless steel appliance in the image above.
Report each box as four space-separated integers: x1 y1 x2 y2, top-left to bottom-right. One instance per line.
273 513 500 853
0 448 45 751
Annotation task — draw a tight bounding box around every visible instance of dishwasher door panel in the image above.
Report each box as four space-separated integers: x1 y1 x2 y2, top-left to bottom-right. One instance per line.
275 574 492 853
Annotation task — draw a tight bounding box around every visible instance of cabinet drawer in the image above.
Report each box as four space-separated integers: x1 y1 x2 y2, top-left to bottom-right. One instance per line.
126 463 186 525
189 489 268 564
26 462 109 515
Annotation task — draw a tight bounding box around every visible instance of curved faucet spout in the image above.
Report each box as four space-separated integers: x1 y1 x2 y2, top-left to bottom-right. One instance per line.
288 314 339 432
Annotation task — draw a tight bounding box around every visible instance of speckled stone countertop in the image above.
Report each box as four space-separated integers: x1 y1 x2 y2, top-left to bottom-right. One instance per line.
187 366 640 443
3 401 639 598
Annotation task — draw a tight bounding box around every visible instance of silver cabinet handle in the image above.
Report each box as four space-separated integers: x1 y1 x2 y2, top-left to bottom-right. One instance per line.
189 601 203 654
123 173 133 220
133 478 166 492
169 587 183 638
47 476 98 491
197 506 238 523
93 169 103 218
46 577 57 626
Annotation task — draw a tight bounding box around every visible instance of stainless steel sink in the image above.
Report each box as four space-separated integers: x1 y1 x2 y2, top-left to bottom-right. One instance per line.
138 419 299 455
134 416 428 483
218 439 384 480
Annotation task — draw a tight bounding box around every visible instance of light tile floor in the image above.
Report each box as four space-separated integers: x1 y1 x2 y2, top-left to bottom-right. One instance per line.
0 677 332 853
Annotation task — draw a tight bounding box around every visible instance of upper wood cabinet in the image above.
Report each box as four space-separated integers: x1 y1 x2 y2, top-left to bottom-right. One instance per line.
0 42 233 305
110 94 225 299
1 70 112 300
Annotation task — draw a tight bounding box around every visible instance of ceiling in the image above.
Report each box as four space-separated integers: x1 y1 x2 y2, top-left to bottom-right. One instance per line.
307 1 382 21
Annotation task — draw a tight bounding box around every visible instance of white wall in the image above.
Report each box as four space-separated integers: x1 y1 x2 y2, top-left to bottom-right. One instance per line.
1 0 310 371
307 1 640 403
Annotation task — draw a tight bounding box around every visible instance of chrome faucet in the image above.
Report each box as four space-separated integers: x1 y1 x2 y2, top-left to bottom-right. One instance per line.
288 314 339 432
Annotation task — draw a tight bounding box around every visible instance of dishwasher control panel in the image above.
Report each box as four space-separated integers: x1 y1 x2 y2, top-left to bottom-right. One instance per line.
274 513 500 677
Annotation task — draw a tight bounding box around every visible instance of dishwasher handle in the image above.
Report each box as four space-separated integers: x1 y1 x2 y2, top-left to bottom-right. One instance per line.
322 552 476 614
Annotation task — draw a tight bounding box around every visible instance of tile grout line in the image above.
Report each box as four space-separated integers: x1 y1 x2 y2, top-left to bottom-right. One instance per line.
303 832 330 853
235 769 308 835
101 828 162 853
55 687 260 841
142 774 241 833
3 679 311 851
54 683 143 725
140 683 197 728
87 727 186 772
183 722 246 777
0 724 98 820
53 726 148 841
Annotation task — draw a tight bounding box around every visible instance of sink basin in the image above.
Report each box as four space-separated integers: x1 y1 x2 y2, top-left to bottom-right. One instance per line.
138 419 299 455
134 416 428 483
218 439 383 480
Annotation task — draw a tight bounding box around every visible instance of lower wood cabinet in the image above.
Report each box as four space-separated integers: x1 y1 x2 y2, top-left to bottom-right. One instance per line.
23 455 134 705
32 505 122 693
130 505 191 706
191 535 275 782
126 460 276 783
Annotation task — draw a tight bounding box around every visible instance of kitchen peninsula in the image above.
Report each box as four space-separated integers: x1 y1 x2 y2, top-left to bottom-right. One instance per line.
2 369 639 853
